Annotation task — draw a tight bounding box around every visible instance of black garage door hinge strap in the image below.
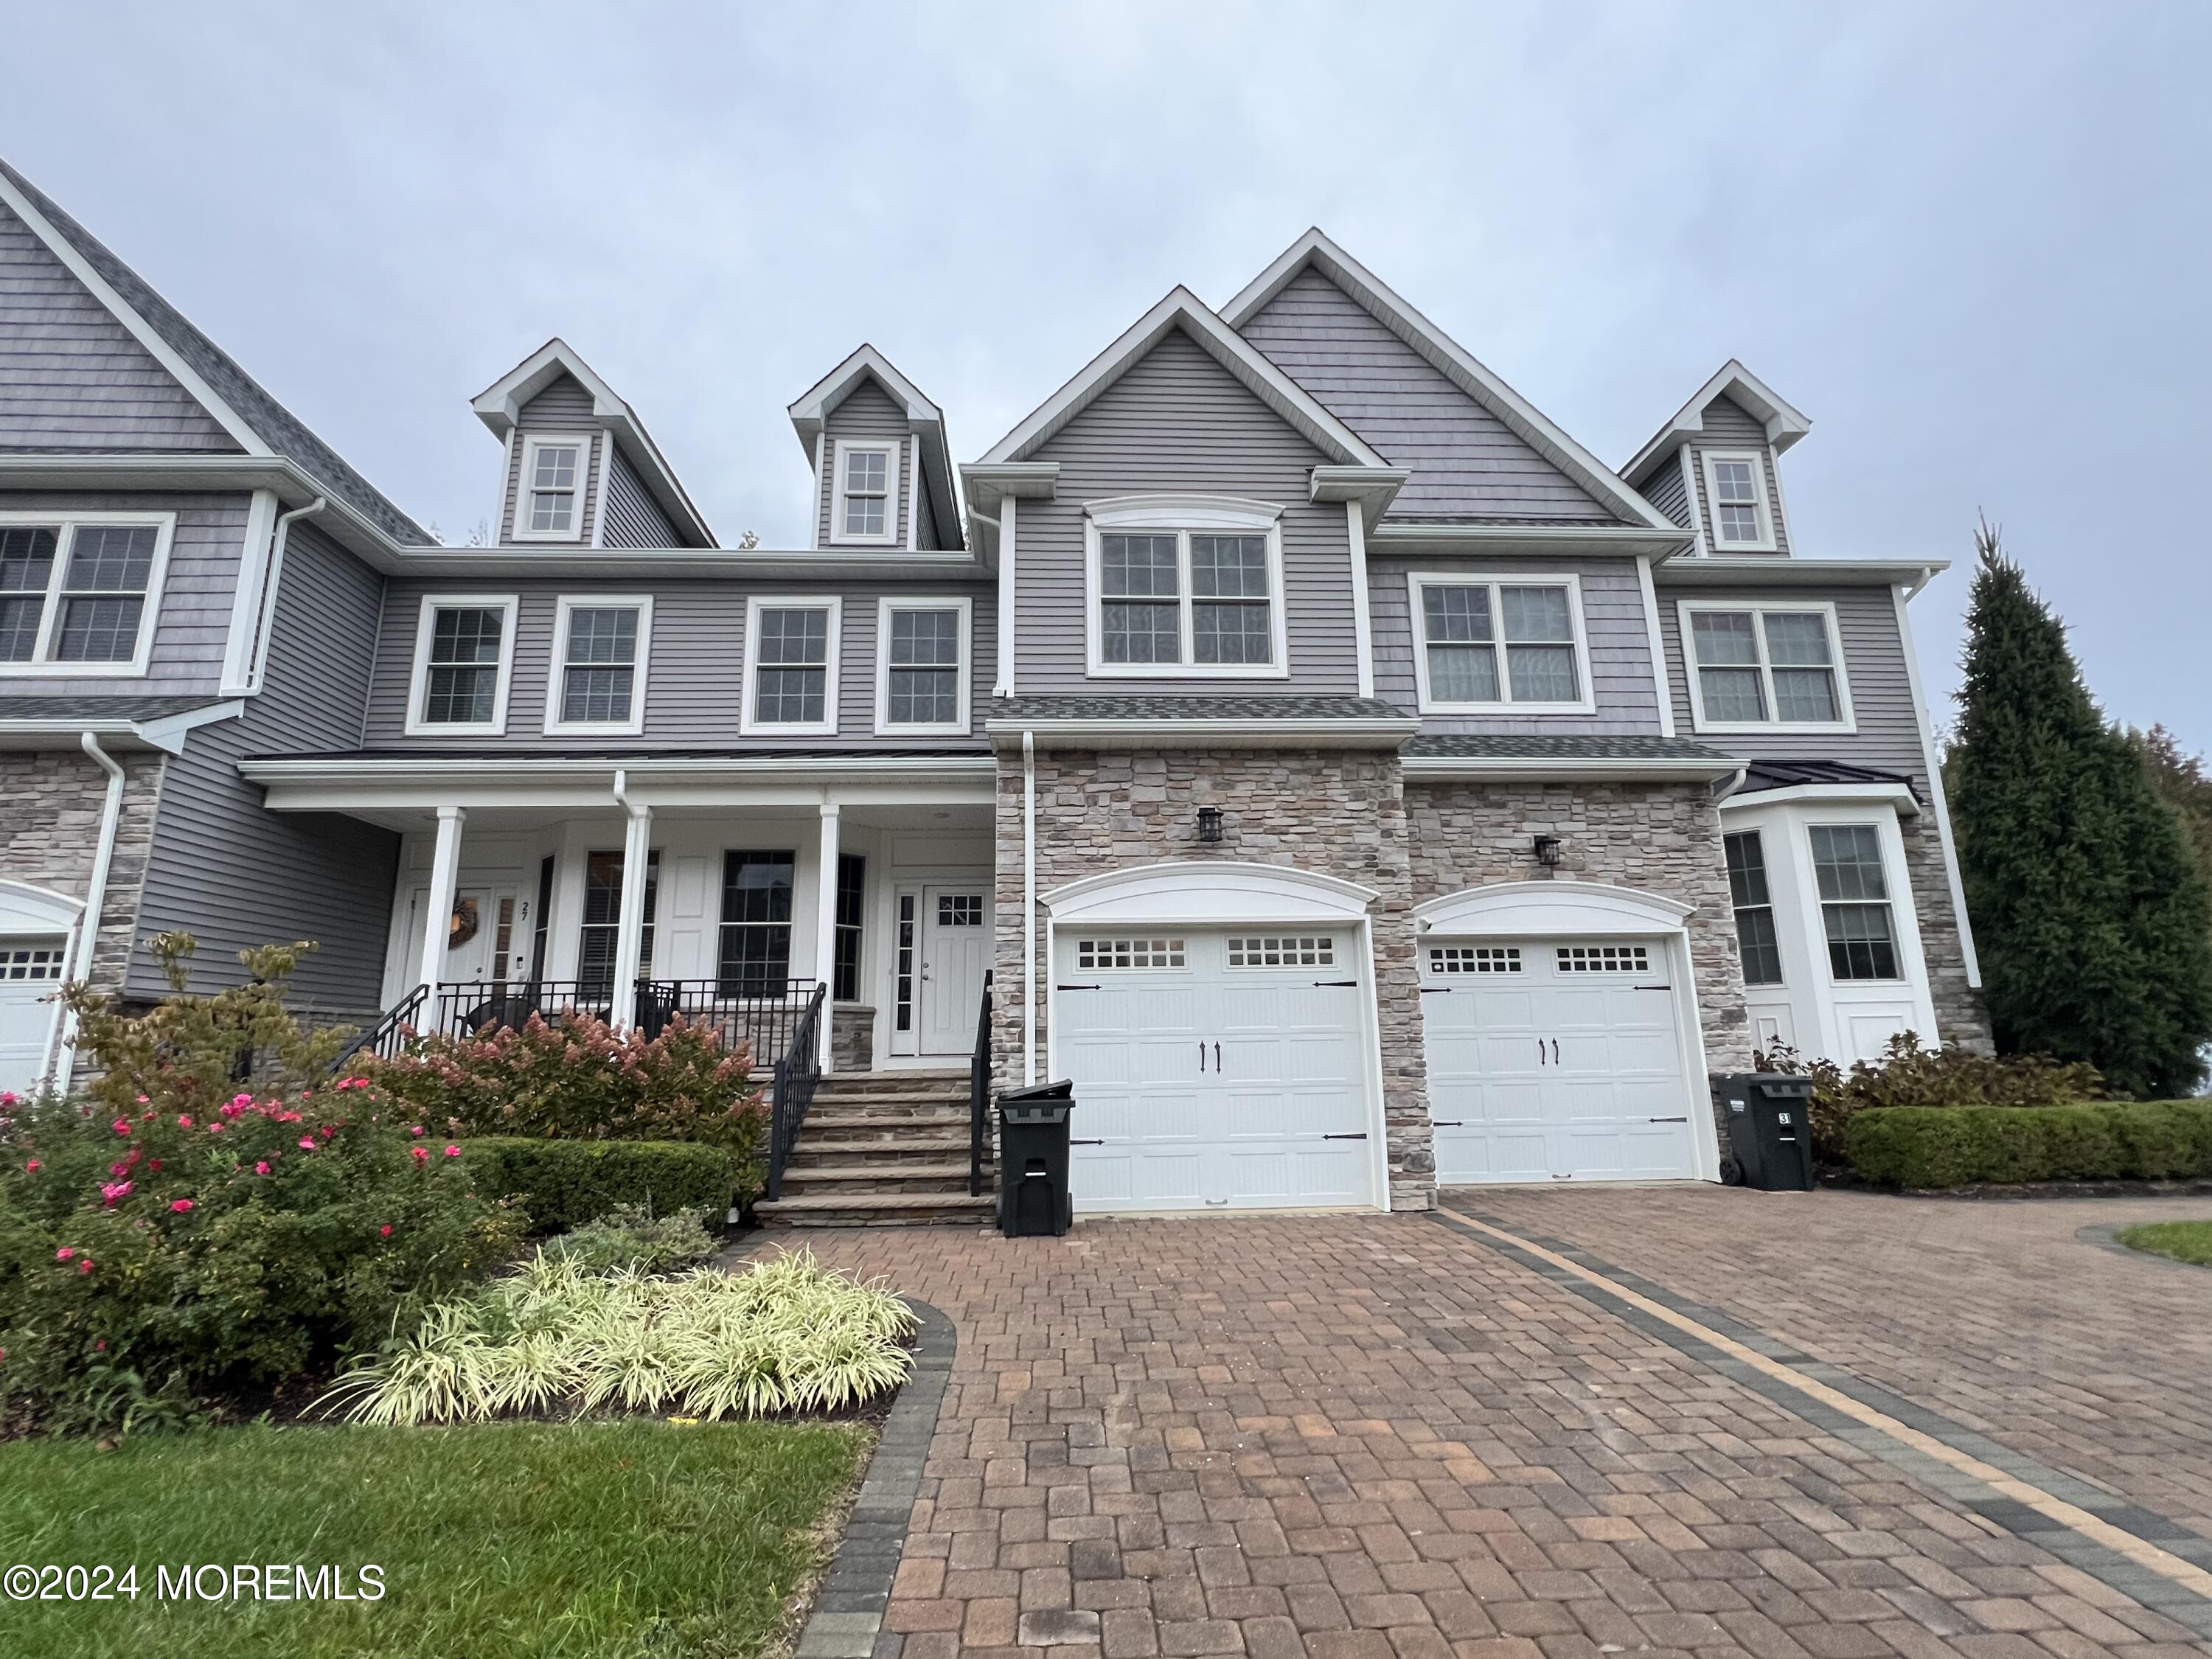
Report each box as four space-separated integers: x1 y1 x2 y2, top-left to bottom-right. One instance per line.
1312 978 1358 987
1321 1132 1369 1141
1649 1116 1688 1123
1056 983 1102 991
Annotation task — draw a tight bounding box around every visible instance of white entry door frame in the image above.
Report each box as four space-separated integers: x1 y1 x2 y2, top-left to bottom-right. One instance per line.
918 883 991 1056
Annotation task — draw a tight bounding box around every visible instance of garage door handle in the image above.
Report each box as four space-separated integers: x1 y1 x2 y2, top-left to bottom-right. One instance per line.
1321 1133 1368 1141
1537 1040 1546 1065
1634 985 1672 992
1312 978 1357 987
1551 1039 1559 1065
1649 1116 1688 1124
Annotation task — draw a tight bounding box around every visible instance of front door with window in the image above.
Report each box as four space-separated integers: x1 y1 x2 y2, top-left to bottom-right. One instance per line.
919 888 990 1055
405 886 518 987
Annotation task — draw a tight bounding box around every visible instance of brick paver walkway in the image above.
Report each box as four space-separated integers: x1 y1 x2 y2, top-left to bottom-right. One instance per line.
787 1203 2212 1659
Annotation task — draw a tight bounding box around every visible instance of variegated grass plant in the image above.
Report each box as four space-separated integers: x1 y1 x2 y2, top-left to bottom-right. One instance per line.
317 1250 916 1427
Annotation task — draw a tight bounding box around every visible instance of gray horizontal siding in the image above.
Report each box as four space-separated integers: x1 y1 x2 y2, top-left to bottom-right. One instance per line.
1015 324 1358 695
498 375 602 546
1238 268 1613 523
817 378 911 549
0 490 251 698
1686 393 1791 555
1655 582 1927 784
131 520 397 1020
1369 555 1663 735
602 446 681 549
364 577 996 748
1641 449 1691 529
0 200 237 453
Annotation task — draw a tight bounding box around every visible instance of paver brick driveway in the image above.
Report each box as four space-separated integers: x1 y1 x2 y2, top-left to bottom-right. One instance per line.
789 1190 2212 1659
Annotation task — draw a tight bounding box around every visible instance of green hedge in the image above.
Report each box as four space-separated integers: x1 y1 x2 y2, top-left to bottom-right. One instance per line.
1843 1102 2212 1189
462 1138 742 1235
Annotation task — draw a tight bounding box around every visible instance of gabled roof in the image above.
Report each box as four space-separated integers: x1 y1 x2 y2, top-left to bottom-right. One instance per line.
980 286 1392 470
1621 359 1812 486
787 345 963 550
471 338 715 547
1222 229 1674 531
0 156 433 545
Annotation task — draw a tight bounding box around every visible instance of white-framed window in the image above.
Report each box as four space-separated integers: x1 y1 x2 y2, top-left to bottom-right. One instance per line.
1699 451 1775 551
1225 936 1335 968
1430 945 1522 975
1408 572 1593 713
515 434 591 541
831 441 899 546
1082 496 1289 679
1809 823 1902 982
1556 944 1651 974
874 596 971 735
1076 938 1186 970
0 512 175 677
544 595 652 735
1725 830 1784 987
740 595 841 735
404 594 518 735
1679 602 1854 733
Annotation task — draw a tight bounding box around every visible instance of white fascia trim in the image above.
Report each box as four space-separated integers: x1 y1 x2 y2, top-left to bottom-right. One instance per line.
1082 507 1291 681
874 594 973 737
1344 501 1375 700
828 437 902 548
240 754 996 785
1699 450 1778 554
740 594 844 737
1722 782 1921 818
511 432 594 543
1678 446 1709 557
1635 554 1676 737
1677 598 1857 736
1368 522 1691 556
1656 557 1949 588
1406 569 1597 716
395 549 987 581
1309 465 1410 529
980 286 1388 468
1222 229 1674 530
786 345 945 450
1400 754 1745 784
986 716 1417 751
0 509 177 679
402 593 519 737
1623 358 1812 484
958 462 1060 515
0 168 272 457
0 700 242 757
543 594 653 737
1891 582 1980 985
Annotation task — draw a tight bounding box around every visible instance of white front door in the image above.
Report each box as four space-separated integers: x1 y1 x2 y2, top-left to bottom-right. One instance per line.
919 887 990 1055
1421 936 1697 1183
406 887 518 986
1054 928 1377 1212
0 939 69 1095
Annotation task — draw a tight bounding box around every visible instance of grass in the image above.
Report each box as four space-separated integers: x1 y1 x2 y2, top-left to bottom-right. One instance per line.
0 1418 869 1659
2115 1219 2212 1267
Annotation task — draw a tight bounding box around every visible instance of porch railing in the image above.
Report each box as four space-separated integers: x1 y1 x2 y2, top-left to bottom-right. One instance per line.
409 978 820 1073
970 970 993 1197
766 981 829 1203
641 979 824 1073
328 984 426 1075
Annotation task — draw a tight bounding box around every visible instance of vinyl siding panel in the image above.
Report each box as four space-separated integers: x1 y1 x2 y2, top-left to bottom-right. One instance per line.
1370 555 1662 734
131 521 397 1020
365 577 995 748
817 380 911 549
1655 581 1926 783
0 490 251 697
1641 448 1692 529
498 375 602 545
1239 268 1613 523
1686 394 1792 555
0 202 237 452
1015 325 1358 695
602 446 681 548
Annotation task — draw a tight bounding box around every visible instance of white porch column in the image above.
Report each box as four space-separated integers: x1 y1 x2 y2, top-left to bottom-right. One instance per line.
609 784 653 1032
417 805 465 992
815 803 840 1070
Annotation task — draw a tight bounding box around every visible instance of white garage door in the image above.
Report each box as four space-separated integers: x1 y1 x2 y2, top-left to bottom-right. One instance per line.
0 939 69 1096
1054 929 1377 1212
1420 936 1699 1183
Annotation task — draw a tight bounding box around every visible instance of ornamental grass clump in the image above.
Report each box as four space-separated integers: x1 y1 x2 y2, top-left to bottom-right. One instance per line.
317 1251 916 1427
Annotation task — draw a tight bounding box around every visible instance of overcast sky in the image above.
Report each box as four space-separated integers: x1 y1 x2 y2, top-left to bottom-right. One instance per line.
7 3 2207 747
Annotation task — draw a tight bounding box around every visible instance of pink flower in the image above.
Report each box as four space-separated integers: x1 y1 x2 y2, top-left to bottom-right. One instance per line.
230 1092 253 1109
77 1259 94 1275
254 1161 271 1175
299 1137 316 1152
410 1147 429 1164
100 1180 132 1206
21 1160 38 1173
169 1199 194 1214
409 1126 424 1137
148 1159 161 1172
206 1122 225 1134
443 1145 460 1158
176 1114 193 1129
218 1102 244 1120
135 1094 149 1104
55 1247 73 1261
378 1224 393 1237
93 1339 105 1352
110 1160 129 1178
111 1119 131 1137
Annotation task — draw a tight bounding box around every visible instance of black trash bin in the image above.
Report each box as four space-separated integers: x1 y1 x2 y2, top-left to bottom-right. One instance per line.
1713 1074 1815 1191
997 1079 1076 1237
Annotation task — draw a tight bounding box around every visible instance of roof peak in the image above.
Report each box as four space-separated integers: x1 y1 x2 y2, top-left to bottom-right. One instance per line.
1621 359 1812 484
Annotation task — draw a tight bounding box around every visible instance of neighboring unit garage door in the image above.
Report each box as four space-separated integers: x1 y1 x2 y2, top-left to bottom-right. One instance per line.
1420 936 1698 1183
1054 930 1377 1212
0 940 68 1096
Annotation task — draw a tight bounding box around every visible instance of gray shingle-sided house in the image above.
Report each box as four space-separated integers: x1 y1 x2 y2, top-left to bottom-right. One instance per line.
0 167 1987 1219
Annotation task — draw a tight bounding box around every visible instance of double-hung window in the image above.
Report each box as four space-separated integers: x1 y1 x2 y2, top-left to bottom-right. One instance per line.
1724 830 1784 986
518 436 588 540
0 515 173 675
742 597 841 734
577 849 659 998
1085 500 1287 678
833 442 897 545
1680 603 1851 731
1809 824 1901 981
717 851 796 996
546 597 650 734
1700 451 1775 549
876 597 970 733
1409 574 1590 712
406 594 518 735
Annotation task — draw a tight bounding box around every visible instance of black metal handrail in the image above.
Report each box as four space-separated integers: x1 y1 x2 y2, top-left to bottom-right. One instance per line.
641 978 822 1072
328 983 427 1075
970 970 994 1197
766 981 829 1203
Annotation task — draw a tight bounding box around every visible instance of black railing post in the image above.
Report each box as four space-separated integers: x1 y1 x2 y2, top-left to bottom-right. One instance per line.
763 981 827 1206
970 969 994 1197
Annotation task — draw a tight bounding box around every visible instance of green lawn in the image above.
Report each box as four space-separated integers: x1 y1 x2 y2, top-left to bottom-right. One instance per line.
0 1419 870 1659
2116 1219 2212 1267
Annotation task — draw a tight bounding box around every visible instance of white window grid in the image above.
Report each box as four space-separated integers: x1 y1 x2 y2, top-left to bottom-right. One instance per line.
1699 449 1775 550
517 434 590 541
0 513 175 678
1407 572 1593 713
404 594 518 737
832 442 899 546
1082 499 1290 681
937 894 984 928
1556 945 1650 974
1 945 66 981
1076 938 1186 970
1429 945 1521 975
545 595 653 734
1225 936 1335 968
1678 602 1854 734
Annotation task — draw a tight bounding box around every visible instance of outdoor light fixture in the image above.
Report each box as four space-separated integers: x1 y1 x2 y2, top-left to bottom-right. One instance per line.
1532 834 1564 867
1196 806 1225 844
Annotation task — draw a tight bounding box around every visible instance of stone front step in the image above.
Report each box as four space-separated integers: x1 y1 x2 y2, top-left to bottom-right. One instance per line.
801 1104 972 1129
787 1134 976 1166
754 1191 995 1228
808 1068 967 1095
776 1162 973 1194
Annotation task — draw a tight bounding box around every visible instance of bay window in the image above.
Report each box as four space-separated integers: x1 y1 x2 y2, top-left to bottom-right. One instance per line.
1809 824 1901 981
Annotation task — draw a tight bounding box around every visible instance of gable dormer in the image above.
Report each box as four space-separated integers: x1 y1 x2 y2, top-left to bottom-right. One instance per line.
787 347 963 553
472 339 714 549
1621 361 1810 556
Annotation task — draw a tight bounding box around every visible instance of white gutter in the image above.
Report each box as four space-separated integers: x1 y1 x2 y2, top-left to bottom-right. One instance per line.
1654 556 1950 588
983 717 1419 751
49 733 128 1095
1022 730 1037 1088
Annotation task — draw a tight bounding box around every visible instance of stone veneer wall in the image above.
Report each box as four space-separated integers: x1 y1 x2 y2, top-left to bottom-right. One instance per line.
0 748 167 999
831 1004 876 1072
994 746 1436 1210
1895 814 1994 1053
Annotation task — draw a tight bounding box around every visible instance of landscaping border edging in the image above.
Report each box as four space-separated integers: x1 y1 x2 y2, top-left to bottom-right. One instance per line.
793 1298 954 1659
2077 1221 2212 1273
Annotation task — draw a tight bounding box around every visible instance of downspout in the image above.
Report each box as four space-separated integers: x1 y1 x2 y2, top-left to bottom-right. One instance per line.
246 496 326 691
49 733 128 1095
1022 730 1037 1086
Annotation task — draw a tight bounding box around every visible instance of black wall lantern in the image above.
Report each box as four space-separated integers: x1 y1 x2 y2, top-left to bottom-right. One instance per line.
1196 806 1225 844
1531 833 1564 868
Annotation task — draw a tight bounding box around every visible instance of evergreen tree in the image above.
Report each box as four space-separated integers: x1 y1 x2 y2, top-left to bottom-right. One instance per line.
1950 521 2212 1096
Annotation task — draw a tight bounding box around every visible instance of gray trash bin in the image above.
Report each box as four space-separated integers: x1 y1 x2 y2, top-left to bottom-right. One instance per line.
997 1079 1075 1237
1714 1074 1815 1191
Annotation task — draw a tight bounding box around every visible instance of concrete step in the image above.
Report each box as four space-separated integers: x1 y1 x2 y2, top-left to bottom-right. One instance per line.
755 1191 995 1228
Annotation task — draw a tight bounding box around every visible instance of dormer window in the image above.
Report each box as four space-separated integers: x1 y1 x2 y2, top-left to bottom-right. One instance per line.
1700 451 1775 550
832 442 898 546
518 435 589 540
